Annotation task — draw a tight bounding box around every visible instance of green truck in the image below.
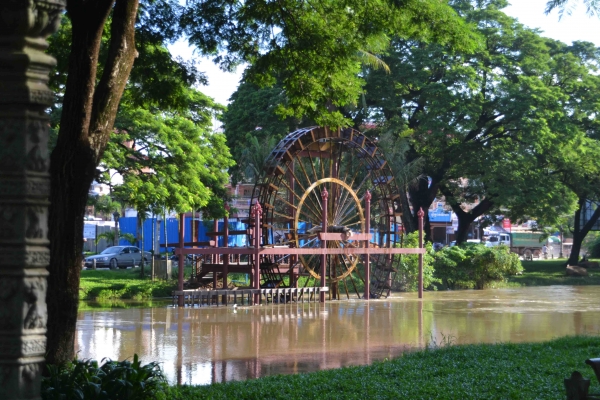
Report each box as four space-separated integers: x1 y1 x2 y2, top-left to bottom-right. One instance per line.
485 231 545 260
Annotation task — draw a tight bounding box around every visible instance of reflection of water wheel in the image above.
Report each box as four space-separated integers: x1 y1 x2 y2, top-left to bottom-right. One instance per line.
250 127 403 299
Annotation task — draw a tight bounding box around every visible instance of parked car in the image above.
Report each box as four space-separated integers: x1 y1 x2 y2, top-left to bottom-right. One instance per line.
84 246 151 269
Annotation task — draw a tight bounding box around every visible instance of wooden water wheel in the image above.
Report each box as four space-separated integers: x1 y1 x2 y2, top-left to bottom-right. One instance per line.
250 127 403 299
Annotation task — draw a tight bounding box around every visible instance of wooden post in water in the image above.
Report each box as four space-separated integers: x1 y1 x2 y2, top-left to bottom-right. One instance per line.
223 204 229 303
418 207 424 299
253 203 262 305
364 190 371 300
178 213 185 306
320 188 328 303
213 218 218 288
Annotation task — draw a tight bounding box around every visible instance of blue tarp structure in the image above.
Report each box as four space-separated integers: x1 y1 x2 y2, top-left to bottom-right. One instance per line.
118 216 248 252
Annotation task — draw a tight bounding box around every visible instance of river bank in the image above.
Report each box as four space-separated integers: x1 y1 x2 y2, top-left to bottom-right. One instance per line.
79 259 600 301
173 336 600 399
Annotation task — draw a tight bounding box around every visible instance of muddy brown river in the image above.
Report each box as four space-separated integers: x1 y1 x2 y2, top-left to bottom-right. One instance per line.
76 286 600 385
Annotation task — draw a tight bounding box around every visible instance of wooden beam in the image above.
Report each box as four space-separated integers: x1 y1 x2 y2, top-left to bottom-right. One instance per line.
318 233 372 241
162 241 215 247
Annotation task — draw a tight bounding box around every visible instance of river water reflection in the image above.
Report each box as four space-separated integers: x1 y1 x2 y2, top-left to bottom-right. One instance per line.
76 286 600 385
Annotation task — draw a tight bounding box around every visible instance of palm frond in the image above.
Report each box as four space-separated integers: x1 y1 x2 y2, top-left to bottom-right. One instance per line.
545 0 600 19
357 50 390 73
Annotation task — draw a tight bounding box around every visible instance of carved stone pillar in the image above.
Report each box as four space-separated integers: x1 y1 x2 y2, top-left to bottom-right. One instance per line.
0 1 64 399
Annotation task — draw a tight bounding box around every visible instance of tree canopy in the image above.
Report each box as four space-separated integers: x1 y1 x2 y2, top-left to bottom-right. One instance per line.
359 0 600 242
108 103 233 218
222 81 305 183
182 0 481 127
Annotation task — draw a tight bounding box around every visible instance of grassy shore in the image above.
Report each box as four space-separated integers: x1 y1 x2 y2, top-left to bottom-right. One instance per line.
166 335 600 399
508 259 600 286
79 258 600 301
79 267 182 300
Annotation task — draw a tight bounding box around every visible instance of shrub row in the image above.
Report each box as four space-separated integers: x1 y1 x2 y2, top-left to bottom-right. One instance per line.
433 243 522 289
398 234 523 290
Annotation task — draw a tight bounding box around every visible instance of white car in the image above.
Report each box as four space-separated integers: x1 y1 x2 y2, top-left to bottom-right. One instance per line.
84 246 151 269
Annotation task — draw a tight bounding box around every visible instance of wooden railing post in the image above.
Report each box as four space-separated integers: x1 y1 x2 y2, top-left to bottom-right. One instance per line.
253 203 262 305
364 190 371 300
320 188 328 302
223 204 229 303
178 213 185 306
418 207 424 299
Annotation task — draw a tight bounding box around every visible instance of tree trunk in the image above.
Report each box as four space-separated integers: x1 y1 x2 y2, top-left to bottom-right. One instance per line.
408 178 439 241
46 0 139 365
140 215 146 277
453 200 493 244
439 184 494 245
399 190 416 234
567 197 600 266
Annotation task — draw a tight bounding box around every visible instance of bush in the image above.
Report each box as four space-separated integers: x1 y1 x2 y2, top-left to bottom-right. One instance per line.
42 354 168 400
434 244 522 289
584 232 600 258
394 232 440 291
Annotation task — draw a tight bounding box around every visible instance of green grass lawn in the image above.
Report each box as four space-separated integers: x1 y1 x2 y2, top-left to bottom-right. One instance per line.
167 335 600 399
508 259 600 286
79 266 190 300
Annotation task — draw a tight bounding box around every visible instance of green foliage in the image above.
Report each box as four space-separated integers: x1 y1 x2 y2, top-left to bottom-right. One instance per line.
545 0 600 18
434 244 523 289
182 0 480 127
42 355 168 400
362 0 600 233
432 245 474 289
95 231 116 246
167 336 600 399
222 81 311 183
109 103 234 218
396 232 440 291
91 195 121 220
119 233 137 245
48 10 234 219
585 232 600 257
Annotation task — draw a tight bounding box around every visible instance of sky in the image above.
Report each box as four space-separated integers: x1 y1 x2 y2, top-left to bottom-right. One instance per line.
169 0 600 106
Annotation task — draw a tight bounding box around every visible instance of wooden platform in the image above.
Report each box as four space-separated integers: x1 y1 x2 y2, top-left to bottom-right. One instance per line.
172 286 329 307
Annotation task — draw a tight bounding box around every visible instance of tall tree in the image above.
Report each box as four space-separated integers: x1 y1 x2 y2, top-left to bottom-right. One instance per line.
362 0 598 242
182 0 479 127
222 82 305 184
543 40 600 264
108 101 233 218
47 0 141 365
46 0 213 364
46 0 478 364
